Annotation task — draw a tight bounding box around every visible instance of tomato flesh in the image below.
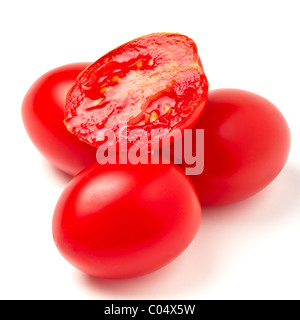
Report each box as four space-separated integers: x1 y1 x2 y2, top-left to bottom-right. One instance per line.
65 33 208 150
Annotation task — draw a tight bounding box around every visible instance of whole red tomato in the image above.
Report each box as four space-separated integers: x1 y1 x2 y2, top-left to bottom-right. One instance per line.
52 162 201 279
182 89 291 205
22 63 97 176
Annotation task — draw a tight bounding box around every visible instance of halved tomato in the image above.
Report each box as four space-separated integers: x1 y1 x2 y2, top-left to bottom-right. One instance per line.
64 33 208 151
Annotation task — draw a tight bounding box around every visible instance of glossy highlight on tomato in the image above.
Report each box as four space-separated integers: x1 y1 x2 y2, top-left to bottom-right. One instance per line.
64 33 208 151
22 63 97 176
182 89 291 206
52 162 201 279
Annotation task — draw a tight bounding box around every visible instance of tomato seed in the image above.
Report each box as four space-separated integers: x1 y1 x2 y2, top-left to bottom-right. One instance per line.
100 87 109 94
112 76 120 83
150 111 159 122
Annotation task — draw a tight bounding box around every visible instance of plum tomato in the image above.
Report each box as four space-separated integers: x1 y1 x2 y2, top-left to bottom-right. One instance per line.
52 161 201 279
22 63 97 176
182 89 291 206
64 33 208 151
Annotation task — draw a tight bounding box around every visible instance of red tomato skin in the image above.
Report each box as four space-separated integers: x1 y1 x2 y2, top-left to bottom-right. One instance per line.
22 63 97 176
52 162 201 279
184 89 291 206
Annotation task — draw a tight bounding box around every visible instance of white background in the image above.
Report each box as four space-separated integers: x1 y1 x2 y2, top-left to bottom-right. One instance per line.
1 0 299 300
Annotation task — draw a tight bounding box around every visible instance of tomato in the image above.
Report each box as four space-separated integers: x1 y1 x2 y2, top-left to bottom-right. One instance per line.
52 162 201 279
22 63 97 176
182 89 291 206
65 33 208 151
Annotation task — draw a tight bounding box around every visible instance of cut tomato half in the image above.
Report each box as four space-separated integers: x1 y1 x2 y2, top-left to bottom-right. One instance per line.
65 33 208 151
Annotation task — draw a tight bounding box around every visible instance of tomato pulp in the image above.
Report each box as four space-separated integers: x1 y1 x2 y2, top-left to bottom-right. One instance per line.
52 162 201 279
65 33 208 151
